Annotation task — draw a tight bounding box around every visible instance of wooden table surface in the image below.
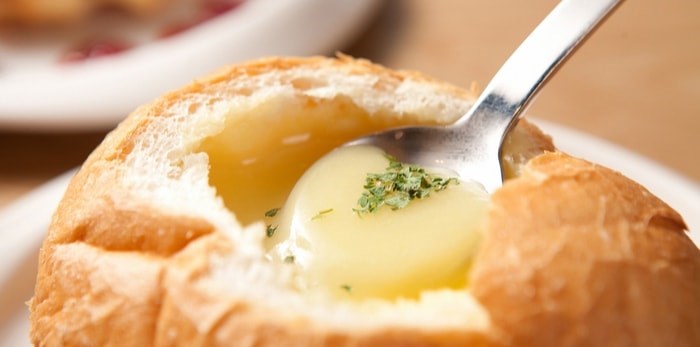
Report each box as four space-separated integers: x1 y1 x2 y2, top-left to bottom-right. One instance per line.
1 0 699 209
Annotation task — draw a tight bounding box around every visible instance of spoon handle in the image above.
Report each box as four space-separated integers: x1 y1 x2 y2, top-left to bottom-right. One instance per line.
455 0 622 148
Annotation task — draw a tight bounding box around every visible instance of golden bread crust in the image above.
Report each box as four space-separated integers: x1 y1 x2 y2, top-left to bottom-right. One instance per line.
472 152 699 347
28 56 700 346
31 243 164 346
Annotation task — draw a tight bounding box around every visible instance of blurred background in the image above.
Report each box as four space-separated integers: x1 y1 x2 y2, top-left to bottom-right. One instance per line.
0 0 699 208
0 1 699 344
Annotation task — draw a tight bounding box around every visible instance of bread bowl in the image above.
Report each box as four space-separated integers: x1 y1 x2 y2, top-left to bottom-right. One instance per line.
28 56 700 346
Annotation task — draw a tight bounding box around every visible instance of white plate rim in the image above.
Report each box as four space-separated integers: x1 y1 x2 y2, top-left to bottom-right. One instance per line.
0 0 380 131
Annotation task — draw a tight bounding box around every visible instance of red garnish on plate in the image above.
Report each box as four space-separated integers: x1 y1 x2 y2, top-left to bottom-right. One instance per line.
158 22 198 38
202 0 244 18
59 40 132 63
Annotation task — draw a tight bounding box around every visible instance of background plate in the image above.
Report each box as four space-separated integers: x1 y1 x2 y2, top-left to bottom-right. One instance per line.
0 120 698 345
0 0 379 131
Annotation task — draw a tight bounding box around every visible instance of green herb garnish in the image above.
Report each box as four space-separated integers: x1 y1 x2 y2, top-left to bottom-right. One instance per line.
283 255 295 263
264 208 280 217
266 224 278 237
340 284 352 293
311 208 334 220
264 208 280 238
353 155 458 215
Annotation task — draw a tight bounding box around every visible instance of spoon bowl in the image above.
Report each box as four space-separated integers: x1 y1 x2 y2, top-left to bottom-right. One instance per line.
347 0 622 193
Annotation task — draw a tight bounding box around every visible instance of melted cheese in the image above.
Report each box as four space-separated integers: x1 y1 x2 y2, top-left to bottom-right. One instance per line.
267 145 489 300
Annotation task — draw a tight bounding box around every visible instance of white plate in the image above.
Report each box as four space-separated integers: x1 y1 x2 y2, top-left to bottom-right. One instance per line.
0 120 698 346
0 0 379 131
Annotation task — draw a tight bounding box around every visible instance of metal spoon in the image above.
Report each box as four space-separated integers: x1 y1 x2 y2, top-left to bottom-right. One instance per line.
347 0 622 193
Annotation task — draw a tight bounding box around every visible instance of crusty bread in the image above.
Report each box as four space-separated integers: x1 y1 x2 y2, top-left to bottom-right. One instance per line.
29 56 700 347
